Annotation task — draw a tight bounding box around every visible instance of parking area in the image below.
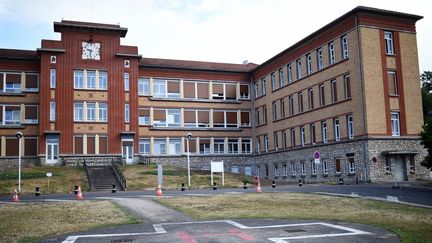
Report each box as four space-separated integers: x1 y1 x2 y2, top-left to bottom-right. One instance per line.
61 219 399 243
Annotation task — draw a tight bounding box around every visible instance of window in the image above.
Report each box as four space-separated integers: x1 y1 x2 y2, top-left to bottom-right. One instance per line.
228 138 239 154
300 126 306 146
98 71 107 90
322 121 328 143
245 166 252 176
308 88 314 110
282 130 287 148
347 115 354 139
125 104 130 123
306 53 312 75
291 129 296 147
24 137 38 156
261 78 266 95
139 139 150 155
291 161 296 176
50 102 55 122
87 71 96 89
6 137 19 156
384 31 394 55
341 35 349 59
311 160 317 175
25 73 38 92
214 138 225 154
288 96 294 116
310 123 316 144
334 119 340 141
278 68 284 87
385 158 392 173
231 166 239 174
274 164 279 177
301 161 306 176
153 79 167 98
239 111 250 127
298 92 304 113
86 103 95 121
242 138 252 154
322 159 328 175
74 70 84 89
408 156 415 172
2 73 21 93
348 157 355 174
254 82 259 98
274 132 279 150
169 138 181 155
296 59 302 80
154 138 166 155
184 110 210 128
328 42 335 64
264 135 269 152
98 103 108 122
388 71 398 95
263 106 267 124
280 99 285 118
167 109 180 127
212 83 235 100
184 138 196 154
282 163 288 177
74 102 84 121
335 158 342 174
331 79 337 103
319 84 325 106
344 75 351 99
87 136 95 154
271 72 276 90
272 102 277 121
4 106 21 125
287 64 293 83
50 69 56 88
391 112 400 136
255 108 260 126
138 108 149 125
316 48 323 70
24 105 38 124
240 84 250 99
138 78 150 95
213 110 237 128
124 73 130 91
199 138 211 154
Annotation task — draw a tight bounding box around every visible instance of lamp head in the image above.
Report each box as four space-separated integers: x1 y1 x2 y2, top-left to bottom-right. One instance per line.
16 131 23 139
187 133 192 140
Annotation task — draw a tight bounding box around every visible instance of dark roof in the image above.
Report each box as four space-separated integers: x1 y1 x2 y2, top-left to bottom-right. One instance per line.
0 48 38 60
140 57 258 73
54 20 128 37
253 6 423 72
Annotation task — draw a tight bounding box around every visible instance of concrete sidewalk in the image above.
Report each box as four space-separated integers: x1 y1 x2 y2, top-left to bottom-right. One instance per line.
112 198 193 223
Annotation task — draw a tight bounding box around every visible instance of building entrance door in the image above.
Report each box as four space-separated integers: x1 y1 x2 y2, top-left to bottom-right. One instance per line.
395 155 407 182
122 140 134 165
46 139 59 164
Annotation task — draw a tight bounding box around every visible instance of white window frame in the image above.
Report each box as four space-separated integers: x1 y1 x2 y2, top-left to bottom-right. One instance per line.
274 164 279 177
341 35 349 59
124 73 130 91
264 135 269 152
139 138 150 155
24 105 38 124
291 161 296 176
287 64 293 83
98 103 108 122
98 71 108 90
241 138 252 154
274 132 278 150
87 70 96 89
169 138 181 155
301 161 306 176
334 118 340 141
125 104 130 123
348 157 356 174
49 101 55 122
317 48 323 70
74 102 84 121
86 102 95 121
384 31 394 55
228 138 239 154
261 78 266 95
308 88 314 110
153 138 166 155
74 70 84 89
239 84 250 99
328 42 335 64
254 82 259 98
138 78 150 96
3 106 21 125
278 68 284 87
199 138 211 155
214 138 225 154
300 126 306 146
271 72 276 91
306 53 312 75
50 69 56 88
344 75 351 99
322 159 329 175
296 59 302 80
347 115 354 139
322 121 328 143
282 163 288 177
311 160 317 175
391 112 400 136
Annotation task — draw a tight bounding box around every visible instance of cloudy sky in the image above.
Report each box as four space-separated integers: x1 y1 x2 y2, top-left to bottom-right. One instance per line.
0 0 430 72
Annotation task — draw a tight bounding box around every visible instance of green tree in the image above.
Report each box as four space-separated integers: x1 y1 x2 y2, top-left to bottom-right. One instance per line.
421 71 432 90
420 120 432 170
421 71 432 123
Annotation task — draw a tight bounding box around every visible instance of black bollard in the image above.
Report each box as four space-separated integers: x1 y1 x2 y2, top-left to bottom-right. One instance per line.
213 182 217 190
355 176 359 184
298 179 302 187
243 182 247 189
339 178 344 185
112 184 117 193
272 180 276 188
35 186 40 196
74 185 79 194
181 183 186 191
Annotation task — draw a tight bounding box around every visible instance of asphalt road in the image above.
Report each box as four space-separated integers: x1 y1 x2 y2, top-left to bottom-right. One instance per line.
4 183 432 207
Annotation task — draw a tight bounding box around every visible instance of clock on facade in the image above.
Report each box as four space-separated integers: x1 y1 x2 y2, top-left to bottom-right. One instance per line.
82 41 101 60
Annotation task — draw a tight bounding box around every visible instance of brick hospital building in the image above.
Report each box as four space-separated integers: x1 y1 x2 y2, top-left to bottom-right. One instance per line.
0 6 429 183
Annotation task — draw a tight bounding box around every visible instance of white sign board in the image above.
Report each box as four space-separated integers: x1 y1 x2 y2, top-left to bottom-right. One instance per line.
314 159 320 164
46 172 52 177
210 160 224 186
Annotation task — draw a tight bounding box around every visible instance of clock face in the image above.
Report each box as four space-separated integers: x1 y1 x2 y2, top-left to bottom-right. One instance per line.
82 42 100 60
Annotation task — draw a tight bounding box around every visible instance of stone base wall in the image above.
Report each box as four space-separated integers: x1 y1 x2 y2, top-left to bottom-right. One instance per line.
0 157 40 171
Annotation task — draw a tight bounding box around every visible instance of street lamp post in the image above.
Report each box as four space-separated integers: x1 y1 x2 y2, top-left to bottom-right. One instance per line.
186 133 192 187
16 132 23 193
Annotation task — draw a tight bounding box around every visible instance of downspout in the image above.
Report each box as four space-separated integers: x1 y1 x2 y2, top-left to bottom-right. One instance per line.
355 16 369 182
250 73 258 175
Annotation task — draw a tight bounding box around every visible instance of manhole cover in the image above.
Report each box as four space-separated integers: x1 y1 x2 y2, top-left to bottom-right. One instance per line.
284 229 306 233
111 239 135 243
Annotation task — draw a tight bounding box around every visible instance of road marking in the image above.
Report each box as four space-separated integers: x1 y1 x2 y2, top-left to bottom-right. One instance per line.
350 192 359 197
387 196 399 202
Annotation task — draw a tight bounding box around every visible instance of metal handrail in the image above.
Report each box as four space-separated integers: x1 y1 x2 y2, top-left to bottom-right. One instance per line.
83 160 92 191
111 160 127 190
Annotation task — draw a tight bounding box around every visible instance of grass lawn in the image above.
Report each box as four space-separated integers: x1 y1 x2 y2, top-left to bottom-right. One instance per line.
0 166 88 196
158 192 432 243
0 200 138 242
121 165 259 190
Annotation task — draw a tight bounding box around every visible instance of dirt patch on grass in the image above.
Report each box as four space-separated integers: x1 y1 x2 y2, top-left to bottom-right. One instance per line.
158 192 432 242
0 200 138 242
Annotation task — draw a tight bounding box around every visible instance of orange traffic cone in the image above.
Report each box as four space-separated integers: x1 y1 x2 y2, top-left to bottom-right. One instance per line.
156 184 163 197
12 189 19 202
76 185 83 200
256 182 262 193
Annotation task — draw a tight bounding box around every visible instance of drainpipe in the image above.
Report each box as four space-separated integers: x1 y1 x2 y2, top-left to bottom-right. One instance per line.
251 73 258 175
355 15 369 182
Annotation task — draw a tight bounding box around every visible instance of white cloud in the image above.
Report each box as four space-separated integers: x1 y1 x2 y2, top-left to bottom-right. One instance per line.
0 0 431 72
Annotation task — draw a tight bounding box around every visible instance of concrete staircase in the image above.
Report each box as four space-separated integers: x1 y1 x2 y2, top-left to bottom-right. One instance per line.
86 166 124 191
